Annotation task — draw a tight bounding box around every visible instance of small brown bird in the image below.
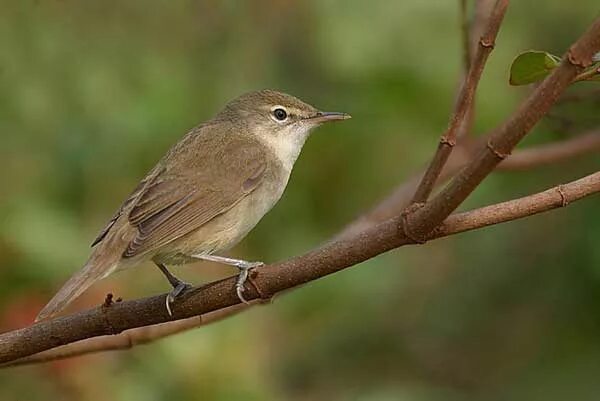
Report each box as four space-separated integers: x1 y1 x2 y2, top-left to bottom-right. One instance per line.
36 90 350 321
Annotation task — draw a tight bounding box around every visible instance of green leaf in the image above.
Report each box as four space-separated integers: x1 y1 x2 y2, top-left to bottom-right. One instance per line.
509 50 561 86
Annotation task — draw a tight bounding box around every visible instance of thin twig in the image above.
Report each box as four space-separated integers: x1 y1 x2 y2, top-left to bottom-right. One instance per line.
411 0 509 203
458 0 503 140
455 0 475 140
435 171 599 236
460 0 472 70
471 0 498 56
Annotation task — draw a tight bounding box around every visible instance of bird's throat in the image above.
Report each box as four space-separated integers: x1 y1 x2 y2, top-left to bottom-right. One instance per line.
255 125 312 173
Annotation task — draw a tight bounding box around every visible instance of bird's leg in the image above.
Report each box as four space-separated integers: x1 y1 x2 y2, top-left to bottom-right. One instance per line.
155 262 192 316
192 254 264 304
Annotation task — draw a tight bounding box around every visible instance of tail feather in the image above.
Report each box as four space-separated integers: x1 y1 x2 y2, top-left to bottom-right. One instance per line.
35 255 118 322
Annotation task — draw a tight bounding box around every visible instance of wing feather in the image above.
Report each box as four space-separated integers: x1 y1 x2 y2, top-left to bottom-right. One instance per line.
129 179 188 226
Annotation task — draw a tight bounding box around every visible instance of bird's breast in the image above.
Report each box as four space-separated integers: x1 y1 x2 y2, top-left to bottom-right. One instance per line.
156 164 291 264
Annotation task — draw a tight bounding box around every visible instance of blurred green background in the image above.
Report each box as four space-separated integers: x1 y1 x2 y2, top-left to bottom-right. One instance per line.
1 1 599 400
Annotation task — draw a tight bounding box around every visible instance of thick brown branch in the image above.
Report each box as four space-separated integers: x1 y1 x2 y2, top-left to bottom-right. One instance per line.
2 170 598 367
411 0 509 203
3 303 252 367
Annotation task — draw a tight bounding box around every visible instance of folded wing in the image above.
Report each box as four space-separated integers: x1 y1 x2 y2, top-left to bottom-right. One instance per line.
120 134 268 258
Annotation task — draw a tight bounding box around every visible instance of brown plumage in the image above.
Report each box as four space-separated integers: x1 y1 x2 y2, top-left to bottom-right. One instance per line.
36 90 350 321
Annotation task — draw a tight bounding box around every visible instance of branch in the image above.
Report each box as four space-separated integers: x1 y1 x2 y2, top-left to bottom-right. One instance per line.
3 302 253 367
1 9 598 368
459 0 500 140
435 171 599 236
405 14 600 240
411 0 509 203
471 0 498 57
460 0 472 70
2 171 599 367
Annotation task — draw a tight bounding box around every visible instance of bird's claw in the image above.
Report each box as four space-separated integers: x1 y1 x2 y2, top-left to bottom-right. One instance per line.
165 281 193 316
234 261 263 304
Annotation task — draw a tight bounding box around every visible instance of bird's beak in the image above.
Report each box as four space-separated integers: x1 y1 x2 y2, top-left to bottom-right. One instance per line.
305 111 351 124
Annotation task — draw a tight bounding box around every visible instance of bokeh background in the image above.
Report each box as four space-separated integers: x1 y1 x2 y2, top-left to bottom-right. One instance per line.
1 1 599 400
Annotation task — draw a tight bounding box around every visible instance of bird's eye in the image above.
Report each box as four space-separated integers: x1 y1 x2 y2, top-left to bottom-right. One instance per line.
272 108 288 121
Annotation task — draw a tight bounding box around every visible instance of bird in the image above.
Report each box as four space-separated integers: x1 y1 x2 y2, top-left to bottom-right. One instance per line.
36 89 350 321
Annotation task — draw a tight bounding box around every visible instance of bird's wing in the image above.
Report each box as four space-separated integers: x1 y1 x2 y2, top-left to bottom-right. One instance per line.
116 134 268 258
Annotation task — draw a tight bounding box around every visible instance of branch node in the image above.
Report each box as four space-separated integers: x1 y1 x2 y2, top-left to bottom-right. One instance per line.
440 136 457 147
401 204 429 244
248 271 270 301
124 333 135 349
486 139 510 160
102 293 114 308
479 37 495 49
556 185 570 206
567 47 594 68
101 293 118 335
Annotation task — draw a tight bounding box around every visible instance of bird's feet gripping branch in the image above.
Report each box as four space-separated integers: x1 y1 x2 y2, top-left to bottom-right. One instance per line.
194 254 264 304
155 262 193 316
156 256 264 316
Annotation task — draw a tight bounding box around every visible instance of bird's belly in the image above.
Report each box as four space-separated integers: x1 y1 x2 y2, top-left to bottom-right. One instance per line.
154 178 287 265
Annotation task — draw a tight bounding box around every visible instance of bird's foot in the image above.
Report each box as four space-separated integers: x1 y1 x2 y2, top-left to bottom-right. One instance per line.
165 280 193 317
233 260 264 304
191 254 264 304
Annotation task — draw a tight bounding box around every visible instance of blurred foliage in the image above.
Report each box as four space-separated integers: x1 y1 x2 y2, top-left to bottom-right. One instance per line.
1 1 599 400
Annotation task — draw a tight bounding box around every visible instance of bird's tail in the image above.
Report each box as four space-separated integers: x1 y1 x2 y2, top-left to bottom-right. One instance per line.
35 251 120 322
